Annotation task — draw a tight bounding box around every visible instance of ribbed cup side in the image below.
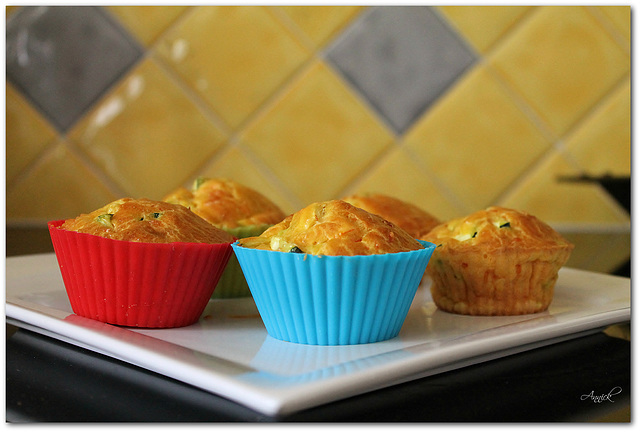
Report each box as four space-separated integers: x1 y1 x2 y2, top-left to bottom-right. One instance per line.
232 240 436 345
211 254 252 299
48 221 233 328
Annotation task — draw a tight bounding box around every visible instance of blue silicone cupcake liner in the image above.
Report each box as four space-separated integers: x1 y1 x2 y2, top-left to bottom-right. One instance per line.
232 240 436 345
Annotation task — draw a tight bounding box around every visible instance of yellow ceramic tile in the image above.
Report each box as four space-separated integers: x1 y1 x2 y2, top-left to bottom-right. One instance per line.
561 231 608 270
596 6 630 43
594 232 630 274
6 140 117 221
6 83 58 183
155 5 311 129
196 145 299 215
68 58 228 200
437 6 532 53
277 5 364 48
344 147 464 222
241 60 394 205
564 77 630 176
107 6 189 46
500 151 629 224
562 231 630 274
404 65 551 213
489 6 630 137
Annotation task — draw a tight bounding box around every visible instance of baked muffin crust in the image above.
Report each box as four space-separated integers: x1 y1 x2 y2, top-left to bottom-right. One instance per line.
239 200 423 256
424 206 572 252
163 177 286 229
342 193 440 239
60 198 235 244
421 206 574 315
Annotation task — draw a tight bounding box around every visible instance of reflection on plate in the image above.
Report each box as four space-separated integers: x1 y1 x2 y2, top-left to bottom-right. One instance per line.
6 253 630 416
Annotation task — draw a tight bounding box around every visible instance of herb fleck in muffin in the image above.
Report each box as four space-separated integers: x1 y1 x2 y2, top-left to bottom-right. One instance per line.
239 199 422 256
61 197 235 244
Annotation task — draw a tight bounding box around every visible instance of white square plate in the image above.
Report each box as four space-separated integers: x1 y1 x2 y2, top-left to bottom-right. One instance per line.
6 253 630 416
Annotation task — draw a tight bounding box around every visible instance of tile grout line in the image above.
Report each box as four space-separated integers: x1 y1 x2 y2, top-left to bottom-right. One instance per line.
400 145 470 215
4 137 63 195
555 72 630 158
338 5 537 214
332 139 399 199
7 5 631 232
64 138 130 200
147 4 307 201
232 6 392 208
182 56 321 205
11 5 152 203
266 5 318 53
481 5 630 214
144 4 349 206
491 145 562 208
585 5 630 54
318 5 403 139
150 54 234 138
235 141 307 211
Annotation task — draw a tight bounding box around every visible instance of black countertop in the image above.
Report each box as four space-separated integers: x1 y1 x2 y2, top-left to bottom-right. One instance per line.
6 325 630 422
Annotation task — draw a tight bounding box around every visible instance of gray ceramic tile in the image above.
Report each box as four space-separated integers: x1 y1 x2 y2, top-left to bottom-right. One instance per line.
326 6 476 134
6 6 143 132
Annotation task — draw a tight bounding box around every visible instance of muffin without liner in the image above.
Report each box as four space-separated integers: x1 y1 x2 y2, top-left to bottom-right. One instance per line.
421 206 574 316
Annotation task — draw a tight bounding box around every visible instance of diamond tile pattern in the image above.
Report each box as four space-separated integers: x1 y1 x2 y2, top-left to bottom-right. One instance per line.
437 6 532 53
278 5 364 48
326 6 476 133
155 6 311 130
489 6 629 137
564 78 630 176
5 83 58 184
6 6 142 132
241 61 394 204
405 65 552 212
500 152 629 223
6 141 117 220
106 5 189 46
5 5 631 274
68 58 229 199
344 147 464 221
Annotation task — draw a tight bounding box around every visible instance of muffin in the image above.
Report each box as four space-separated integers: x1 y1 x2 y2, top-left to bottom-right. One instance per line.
342 193 441 239
164 177 287 298
163 177 286 235
421 206 574 316
49 198 235 328
233 200 436 345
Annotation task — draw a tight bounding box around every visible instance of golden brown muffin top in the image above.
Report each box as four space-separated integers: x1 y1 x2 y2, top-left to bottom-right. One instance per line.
163 177 286 229
238 200 423 256
342 193 440 239
60 198 236 244
421 206 574 252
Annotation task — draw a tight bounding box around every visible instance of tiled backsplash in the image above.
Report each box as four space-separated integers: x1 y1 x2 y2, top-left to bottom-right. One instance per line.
5 5 630 273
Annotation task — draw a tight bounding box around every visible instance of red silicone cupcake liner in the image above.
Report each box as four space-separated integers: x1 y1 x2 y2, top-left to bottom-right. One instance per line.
48 220 233 328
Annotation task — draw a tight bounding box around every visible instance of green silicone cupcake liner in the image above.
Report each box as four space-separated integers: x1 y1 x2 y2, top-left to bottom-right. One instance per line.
211 223 272 299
